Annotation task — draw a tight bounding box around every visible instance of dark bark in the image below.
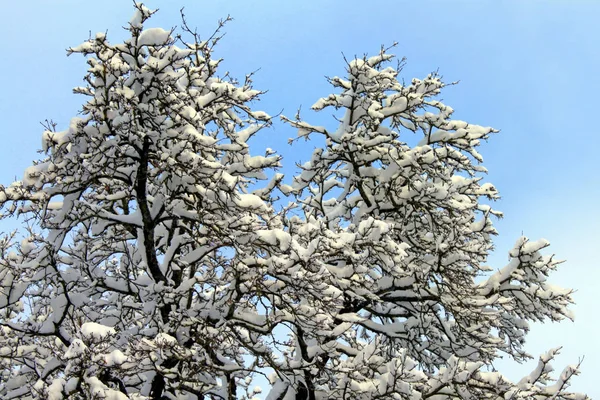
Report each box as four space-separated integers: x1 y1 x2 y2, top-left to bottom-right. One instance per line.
99 369 128 395
135 136 166 286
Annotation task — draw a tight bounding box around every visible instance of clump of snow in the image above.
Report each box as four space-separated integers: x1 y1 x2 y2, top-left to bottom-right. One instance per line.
137 28 170 47
80 322 116 340
47 379 65 400
85 376 129 400
155 332 178 346
64 339 88 359
104 349 127 366
129 3 154 28
256 229 291 251
20 237 36 255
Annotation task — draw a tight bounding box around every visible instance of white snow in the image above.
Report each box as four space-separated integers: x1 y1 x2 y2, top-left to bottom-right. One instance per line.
64 339 88 359
0 7 585 400
137 28 170 46
104 349 128 366
47 379 65 400
80 322 116 340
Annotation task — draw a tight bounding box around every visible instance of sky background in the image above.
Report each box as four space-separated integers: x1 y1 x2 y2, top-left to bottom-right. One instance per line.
0 0 598 397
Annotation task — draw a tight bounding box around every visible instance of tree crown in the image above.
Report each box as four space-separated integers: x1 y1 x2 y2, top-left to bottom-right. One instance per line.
0 4 587 400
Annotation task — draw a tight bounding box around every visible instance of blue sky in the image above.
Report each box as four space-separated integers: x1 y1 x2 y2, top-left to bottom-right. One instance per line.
0 1 598 396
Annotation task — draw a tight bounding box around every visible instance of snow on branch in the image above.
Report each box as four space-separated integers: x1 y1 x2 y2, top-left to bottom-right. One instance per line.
0 5 588 400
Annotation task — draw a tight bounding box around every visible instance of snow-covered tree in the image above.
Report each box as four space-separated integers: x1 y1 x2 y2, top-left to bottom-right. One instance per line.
0 4 588 400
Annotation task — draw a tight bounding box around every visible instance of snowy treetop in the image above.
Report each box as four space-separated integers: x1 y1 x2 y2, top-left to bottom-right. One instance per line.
0 4 587 400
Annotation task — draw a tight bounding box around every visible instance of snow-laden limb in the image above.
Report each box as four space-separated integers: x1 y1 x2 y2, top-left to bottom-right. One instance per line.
0 6 588 400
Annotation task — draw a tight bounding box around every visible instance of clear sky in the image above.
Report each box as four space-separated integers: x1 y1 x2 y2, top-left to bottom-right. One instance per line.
0 1 598 397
